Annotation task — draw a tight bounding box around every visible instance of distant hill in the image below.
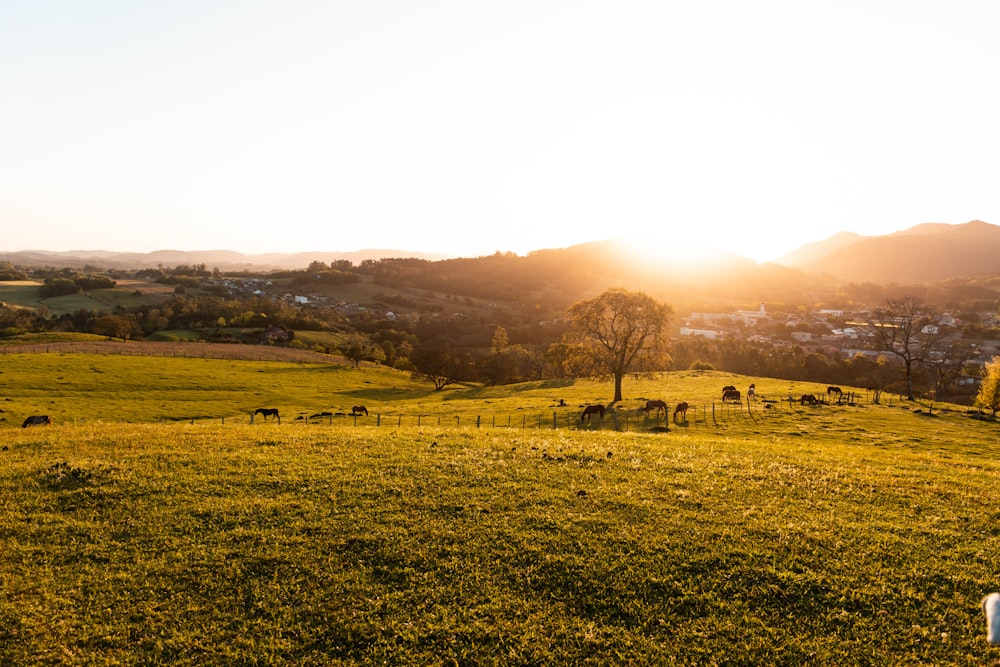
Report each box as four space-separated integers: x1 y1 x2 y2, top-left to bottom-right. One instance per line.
0 248 452 270
774 231 864 268
774 220 1000 283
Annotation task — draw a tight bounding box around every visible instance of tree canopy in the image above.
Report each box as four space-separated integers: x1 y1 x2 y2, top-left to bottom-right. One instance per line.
567 288 673 402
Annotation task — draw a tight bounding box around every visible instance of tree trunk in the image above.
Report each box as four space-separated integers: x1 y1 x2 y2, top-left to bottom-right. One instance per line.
613 373 623 403
905 359 914 400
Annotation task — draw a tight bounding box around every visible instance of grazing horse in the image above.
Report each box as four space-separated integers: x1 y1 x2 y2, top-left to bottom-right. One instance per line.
827 386 842 398
800 394 818 406
254 408 280 421
721 385 737 398
673 401 689 422
747 383 756 401
351 405 368 416
581 404 605 424
722 389 741 403
643 399 667 418
22 415 51 428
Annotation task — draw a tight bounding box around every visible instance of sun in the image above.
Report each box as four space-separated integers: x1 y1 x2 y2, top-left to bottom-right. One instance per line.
619 235 755 272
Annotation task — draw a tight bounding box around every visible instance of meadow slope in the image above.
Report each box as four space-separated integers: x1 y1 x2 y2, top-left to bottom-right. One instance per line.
0 351 999 664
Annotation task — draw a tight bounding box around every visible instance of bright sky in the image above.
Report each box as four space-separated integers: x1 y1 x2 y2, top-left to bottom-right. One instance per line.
3 1 999 263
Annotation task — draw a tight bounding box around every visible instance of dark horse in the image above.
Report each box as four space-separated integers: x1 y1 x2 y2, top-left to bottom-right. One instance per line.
351 405 368 416
22 415 51 428
254 408 280 421
581 404 605 424
722 389 741 403
800 394 819 406
673 402 689 422
827 386 843 397
643 399 667 418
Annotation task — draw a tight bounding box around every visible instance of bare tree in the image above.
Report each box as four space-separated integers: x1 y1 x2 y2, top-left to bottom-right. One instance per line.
927 342 974 402
567 288 673 403
867 296 941 400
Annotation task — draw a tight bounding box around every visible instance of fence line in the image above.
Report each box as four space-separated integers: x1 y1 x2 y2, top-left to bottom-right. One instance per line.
18 394 878 431
38 399 792 432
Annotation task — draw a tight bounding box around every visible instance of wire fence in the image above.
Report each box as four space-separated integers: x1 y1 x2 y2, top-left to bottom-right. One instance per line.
110 394 866 431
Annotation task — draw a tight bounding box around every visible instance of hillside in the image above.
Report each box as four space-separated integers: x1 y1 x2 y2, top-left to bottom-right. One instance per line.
0 357 998 664
776 220 1000 283
0 248 452 271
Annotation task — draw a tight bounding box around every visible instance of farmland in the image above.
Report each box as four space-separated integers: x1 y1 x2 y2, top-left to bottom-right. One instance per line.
0 348 999 664
0 279 176 315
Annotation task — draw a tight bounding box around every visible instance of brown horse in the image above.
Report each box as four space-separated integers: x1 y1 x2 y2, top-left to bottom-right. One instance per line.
722 389 741 403
351 405 368 416
721 385 737 397
673 402 689 422
254 408 280 420
643 400 667 418
22 415 51 428
800 394 818 405
827 386 842 398
581 404 605 424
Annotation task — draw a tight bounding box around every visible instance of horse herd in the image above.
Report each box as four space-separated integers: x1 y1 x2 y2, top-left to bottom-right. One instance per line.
17 385 850 429
253 405 369 422
576 382 846 426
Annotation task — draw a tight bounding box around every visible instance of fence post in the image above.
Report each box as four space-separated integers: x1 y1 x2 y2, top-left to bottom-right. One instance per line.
553 412 557 429
377 414 381 426
477 415 481 428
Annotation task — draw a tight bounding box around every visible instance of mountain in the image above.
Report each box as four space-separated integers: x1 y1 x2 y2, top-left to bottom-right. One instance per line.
774 231 864 268
0 248 452 270
774 220 1000 284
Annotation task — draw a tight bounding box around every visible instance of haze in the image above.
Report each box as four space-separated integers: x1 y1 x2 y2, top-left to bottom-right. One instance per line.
3 1 1000 263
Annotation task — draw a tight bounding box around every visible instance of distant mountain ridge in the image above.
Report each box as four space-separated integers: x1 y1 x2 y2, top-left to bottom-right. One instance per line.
4 220 1000 287
0 248 452 270
774 220 1000 283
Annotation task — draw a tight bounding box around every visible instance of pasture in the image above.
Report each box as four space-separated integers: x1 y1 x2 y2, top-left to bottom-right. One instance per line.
0 347 916 430
0 349 999 664
0 280 175 316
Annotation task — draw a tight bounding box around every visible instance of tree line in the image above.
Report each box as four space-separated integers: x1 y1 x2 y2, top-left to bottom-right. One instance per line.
0 261 996 408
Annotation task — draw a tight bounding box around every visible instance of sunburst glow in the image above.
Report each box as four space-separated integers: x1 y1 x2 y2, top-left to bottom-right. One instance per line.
2 2 999 259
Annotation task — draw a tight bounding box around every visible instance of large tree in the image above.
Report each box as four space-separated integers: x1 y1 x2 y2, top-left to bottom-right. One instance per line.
867 296 941 401
410 343 474 391
566 288 673 402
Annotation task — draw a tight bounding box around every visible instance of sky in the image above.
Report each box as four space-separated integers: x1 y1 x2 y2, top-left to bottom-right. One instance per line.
3 1 1000 263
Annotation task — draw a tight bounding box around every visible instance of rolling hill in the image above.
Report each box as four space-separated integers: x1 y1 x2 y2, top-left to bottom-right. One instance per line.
775 220 1000 283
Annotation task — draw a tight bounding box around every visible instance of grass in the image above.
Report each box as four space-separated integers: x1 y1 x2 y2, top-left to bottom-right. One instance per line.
0 280 175 316
1 349 999 663
0 422 998 665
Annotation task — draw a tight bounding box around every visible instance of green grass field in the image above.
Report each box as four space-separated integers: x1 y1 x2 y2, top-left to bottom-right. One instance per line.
1 349 999 664
0 280 175 316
